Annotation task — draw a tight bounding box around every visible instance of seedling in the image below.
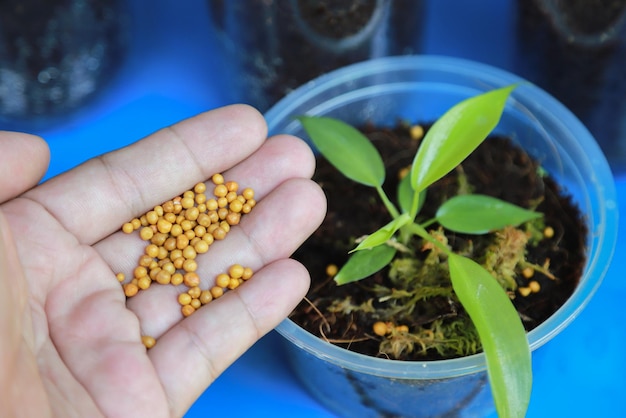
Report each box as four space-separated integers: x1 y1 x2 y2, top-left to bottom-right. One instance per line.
298 85 538 418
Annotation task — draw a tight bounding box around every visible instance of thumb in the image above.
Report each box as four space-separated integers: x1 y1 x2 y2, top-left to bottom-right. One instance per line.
0 131 50 203
0 211 52 417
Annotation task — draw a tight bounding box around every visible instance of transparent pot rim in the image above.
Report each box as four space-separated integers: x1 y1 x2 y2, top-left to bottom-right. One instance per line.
267 55 619 379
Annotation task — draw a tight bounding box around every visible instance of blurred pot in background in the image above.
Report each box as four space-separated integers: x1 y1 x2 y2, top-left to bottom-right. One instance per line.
0 0 129 131
207 0 424 112
516 0 626 171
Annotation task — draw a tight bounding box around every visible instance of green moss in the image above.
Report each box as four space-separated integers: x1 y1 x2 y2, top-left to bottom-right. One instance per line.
379 316 481 359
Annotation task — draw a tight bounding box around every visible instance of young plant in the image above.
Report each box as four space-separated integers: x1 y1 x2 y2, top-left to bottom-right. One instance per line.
298 85 538 418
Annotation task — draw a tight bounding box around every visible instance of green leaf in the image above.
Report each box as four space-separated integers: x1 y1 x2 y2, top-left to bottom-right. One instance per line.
351 213 411 252
298 116 385 187
436 194 542 234
398 174 413 213
447 254 531 418
411 85 516 194
334 245 397 285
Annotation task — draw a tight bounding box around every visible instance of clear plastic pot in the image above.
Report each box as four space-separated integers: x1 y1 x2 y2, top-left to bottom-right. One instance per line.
265 55 618 418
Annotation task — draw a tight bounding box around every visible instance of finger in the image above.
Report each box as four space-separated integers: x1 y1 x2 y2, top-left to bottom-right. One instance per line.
0 132 50 203
149 258 311 417
24 104 268 245
218 133 316 191
108 177 326 338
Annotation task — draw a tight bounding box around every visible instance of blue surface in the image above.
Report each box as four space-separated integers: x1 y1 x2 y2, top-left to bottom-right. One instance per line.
11 1 624 416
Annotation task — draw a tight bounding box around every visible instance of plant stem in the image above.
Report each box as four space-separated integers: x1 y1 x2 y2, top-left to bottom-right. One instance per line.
421 218 438 229
406 222 451 255
376 185 400 219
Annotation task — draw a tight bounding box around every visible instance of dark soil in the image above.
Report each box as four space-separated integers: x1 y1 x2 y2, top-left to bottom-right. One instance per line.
291 121 587 361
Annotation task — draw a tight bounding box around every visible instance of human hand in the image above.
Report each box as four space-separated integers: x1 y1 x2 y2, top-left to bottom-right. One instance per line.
0 105 326 418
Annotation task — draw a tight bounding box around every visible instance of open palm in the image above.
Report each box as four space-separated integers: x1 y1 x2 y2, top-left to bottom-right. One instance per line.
0 105 325 418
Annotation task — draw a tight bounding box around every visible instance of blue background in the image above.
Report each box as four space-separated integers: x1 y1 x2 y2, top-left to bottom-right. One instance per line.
11 1 624 417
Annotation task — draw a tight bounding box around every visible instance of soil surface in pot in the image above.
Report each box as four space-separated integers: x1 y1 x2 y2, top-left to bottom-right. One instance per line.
291 121 587 361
